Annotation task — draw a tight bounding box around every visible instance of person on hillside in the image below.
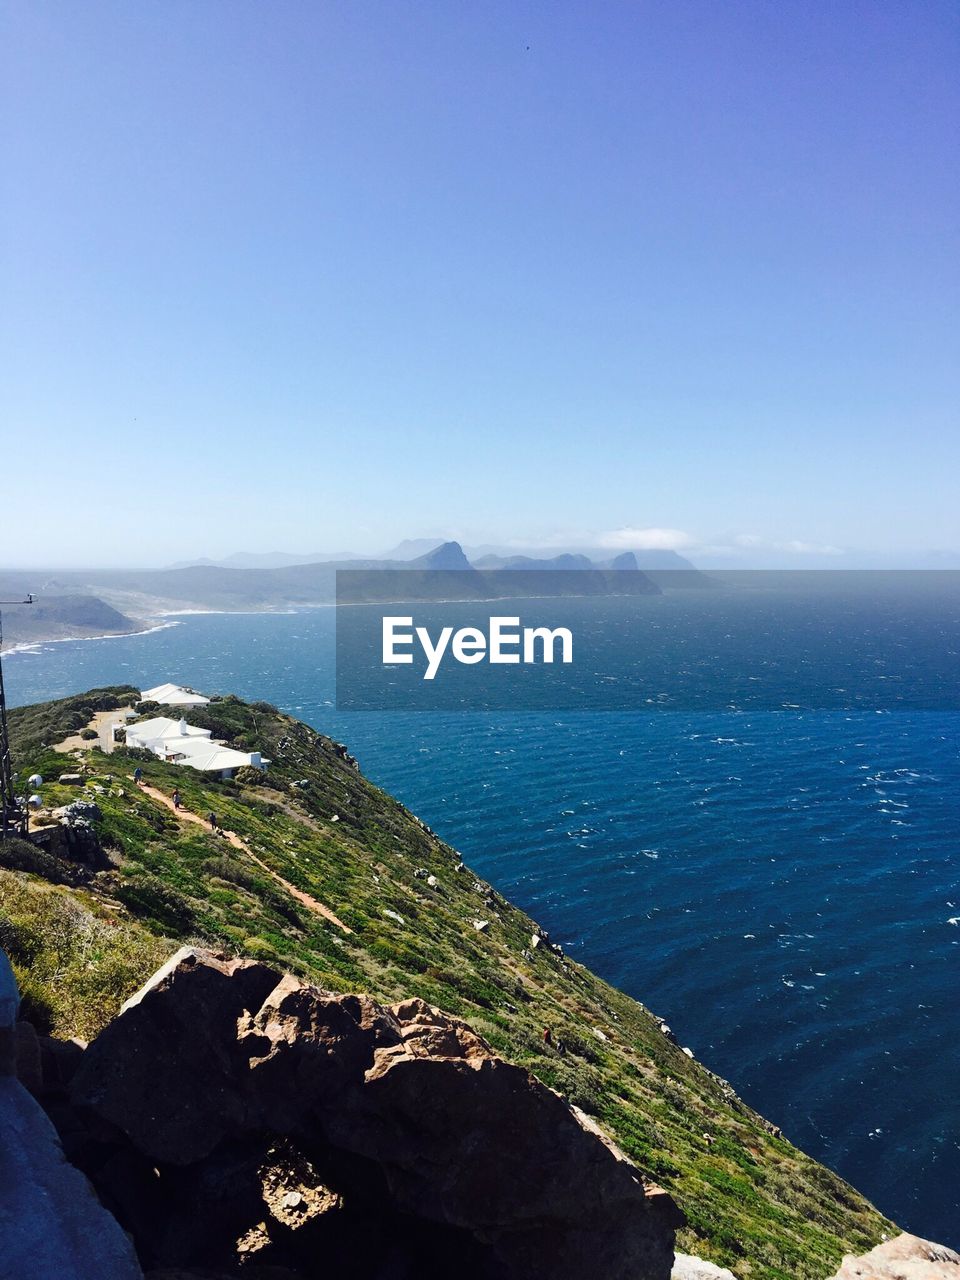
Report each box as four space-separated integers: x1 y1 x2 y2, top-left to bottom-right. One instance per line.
172 789 181 810
208 811 218 831
133 767 143 785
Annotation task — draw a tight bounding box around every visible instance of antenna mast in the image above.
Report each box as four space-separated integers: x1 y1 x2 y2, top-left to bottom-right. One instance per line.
0 594 34 839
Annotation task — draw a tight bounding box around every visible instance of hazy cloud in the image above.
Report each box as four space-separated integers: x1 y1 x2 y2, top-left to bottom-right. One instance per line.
594 526 697 551
489 528 846 560
779 539 843 556
695 536 846 559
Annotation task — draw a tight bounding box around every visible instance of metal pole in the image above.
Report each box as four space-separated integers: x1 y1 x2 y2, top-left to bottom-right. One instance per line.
0 595 34 839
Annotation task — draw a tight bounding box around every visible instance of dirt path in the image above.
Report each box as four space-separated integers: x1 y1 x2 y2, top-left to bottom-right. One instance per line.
137 782 352 934
54 706 133 755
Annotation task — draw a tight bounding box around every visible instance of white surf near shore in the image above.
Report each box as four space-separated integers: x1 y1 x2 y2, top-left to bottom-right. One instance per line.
4 619 181 658
160 608 301 616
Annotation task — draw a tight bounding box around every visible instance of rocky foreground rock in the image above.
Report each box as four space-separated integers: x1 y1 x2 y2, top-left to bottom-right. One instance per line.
671 1253 737 1279
55 946 682 1279
827 1233 960 1279
10 940 957 1280
1 948 141 1280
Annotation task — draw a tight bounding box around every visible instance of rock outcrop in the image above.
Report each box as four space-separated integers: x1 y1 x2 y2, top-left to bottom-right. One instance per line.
828 1233 960 1279
8 799 112 882
0 946 142 1280
671 1253 738 1279
65 946 682 1279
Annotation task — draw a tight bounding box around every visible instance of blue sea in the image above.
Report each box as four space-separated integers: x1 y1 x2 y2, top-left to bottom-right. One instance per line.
4 588 959 1243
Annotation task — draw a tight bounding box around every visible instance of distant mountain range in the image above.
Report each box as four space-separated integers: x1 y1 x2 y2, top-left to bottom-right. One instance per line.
0 542 712 644
168 541 703 572
465 545 699 570
167 550 360 570
335 545 669 604
164 543 960 573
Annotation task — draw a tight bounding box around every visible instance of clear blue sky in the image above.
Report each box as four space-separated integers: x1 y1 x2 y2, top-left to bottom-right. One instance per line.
2 1 957 565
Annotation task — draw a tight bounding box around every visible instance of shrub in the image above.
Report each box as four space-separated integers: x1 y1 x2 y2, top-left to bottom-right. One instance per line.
241 935 280 963
0 837 79 886
116 874 196 935
538 1058 605 1116
251 799 280 818
0 914 43 964
80 728 99 741
113 745 154 763
203 855 259 892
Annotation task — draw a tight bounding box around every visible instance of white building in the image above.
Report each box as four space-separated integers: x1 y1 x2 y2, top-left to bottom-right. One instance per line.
139 683 211 707
126 716 212 751
126 715 266 780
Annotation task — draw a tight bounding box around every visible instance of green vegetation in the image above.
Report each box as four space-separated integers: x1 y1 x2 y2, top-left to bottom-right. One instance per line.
6 685 138 766
0 873 168 1039
0 691 893 1277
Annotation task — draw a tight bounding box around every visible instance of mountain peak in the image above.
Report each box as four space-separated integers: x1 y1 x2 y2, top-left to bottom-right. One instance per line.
609 552 639 570
411 540 472 570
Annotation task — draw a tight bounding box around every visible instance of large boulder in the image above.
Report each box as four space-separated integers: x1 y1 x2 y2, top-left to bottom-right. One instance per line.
240 973 404 1130
71 947 682 1279
330 997 680 1279
71 946 281 1162
828 1233 960 1279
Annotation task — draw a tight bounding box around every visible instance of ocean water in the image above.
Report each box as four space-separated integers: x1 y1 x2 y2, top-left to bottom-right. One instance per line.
4 592 959 1243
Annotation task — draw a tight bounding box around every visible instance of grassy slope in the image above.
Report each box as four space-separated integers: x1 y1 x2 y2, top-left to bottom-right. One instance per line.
1 689 893 1277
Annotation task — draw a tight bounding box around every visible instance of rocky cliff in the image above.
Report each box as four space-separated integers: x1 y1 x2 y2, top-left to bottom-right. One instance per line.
827 1234 960 1279
22 944 678 1278
0 689 910 1276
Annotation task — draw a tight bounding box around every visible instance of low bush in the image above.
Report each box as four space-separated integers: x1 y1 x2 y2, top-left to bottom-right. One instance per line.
241 935 280 963
116 873 197 935
234 765 266 786
0 837 78 886
112 745 155 763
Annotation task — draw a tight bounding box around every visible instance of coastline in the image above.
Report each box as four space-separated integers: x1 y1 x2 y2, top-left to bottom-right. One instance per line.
3 618 181 658
2 606 306 657
1 605 315 659
159 607 301 616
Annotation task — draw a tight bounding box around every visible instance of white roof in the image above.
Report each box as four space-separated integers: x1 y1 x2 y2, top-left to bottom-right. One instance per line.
140 683 211 706
126 707 265 774
128 716 211 743
162 739 258 772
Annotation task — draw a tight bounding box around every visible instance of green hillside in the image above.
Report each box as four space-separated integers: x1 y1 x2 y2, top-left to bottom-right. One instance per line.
0 688 893 1278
